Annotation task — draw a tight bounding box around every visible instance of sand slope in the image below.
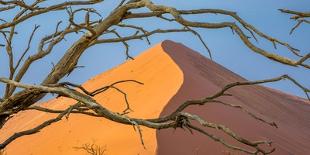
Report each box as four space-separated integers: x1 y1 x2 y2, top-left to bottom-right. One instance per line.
0 40 309 155
157 40 310 155
0 43 183 155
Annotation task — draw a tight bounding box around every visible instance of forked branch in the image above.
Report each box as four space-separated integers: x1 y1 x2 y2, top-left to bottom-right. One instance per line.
279 9 310 34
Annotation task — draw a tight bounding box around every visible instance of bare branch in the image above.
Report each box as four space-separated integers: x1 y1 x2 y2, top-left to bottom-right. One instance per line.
0 0 105 29
182 112 275 154
212 100 278 128
184 26 212 59
5 23 78 97
151 74 309 123
188 124 275 155
14 25 40 72
0 104 78 149
0 5 15 12
74 143 106 155
117 23 151 44
279 9 310 34
45 80 143 114
26 105 101 118
109 29 133 59
207 74 309 100
279 9 310 19
92 28 190 45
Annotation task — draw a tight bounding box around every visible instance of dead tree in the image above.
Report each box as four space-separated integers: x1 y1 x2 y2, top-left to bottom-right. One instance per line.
0 1 309 154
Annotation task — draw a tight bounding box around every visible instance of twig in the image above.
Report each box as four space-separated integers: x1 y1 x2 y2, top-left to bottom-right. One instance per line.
0 104 78 149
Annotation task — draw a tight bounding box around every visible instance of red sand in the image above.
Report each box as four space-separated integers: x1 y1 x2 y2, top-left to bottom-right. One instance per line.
0 40 309 155
157 40 310 155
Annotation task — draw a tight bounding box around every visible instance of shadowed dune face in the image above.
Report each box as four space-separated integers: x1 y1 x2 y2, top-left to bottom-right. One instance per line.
156 40 310 155
0 43 183 155
0 40 309 155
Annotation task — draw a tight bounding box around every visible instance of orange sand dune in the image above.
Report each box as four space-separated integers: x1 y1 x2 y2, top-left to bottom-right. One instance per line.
1 40 309 155
0 43 183 155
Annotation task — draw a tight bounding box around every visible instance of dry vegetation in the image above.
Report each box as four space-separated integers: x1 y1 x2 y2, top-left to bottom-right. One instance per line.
74 143 107 155
0 0 309 154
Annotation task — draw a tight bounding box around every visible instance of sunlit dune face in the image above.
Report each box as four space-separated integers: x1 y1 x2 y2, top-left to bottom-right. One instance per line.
0 42 183 155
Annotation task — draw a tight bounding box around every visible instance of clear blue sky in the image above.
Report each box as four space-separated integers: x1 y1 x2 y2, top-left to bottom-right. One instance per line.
0 0 309 98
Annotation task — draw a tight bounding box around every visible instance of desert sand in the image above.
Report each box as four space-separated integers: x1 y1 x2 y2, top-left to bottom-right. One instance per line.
0 42 183 155
0 40 309 155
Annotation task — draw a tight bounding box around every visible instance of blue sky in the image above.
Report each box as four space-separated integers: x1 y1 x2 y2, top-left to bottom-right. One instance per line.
0 0 309 98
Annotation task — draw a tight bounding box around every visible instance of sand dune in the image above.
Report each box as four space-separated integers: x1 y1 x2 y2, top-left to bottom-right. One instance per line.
0 43 183 155
0 40 309 155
